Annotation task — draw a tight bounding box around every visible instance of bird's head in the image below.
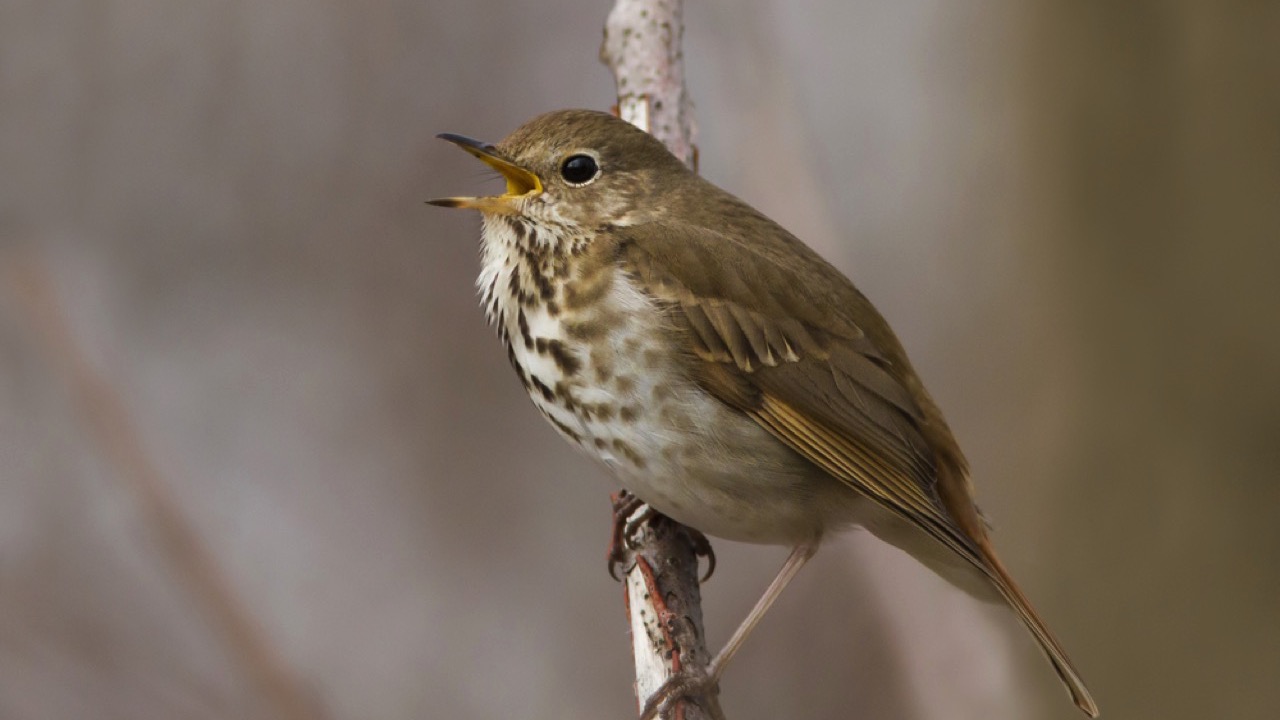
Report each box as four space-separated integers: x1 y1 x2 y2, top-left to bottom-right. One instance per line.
429 109 690 231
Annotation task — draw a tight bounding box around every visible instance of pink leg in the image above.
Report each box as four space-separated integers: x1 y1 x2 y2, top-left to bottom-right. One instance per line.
709 542 819 684
637 542 819 720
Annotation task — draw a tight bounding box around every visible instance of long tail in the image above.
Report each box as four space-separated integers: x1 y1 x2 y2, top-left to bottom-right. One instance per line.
933 455 1099 716
976 535 1100 717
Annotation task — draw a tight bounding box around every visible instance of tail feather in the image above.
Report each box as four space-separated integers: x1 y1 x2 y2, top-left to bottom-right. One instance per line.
933 455 1098 716
976 537 1100 717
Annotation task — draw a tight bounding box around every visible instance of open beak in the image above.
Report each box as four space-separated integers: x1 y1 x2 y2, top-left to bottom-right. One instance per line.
427 133 543 213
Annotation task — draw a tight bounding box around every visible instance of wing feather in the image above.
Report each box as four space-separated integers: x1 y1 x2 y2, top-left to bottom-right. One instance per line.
618 217 1097 716
620 224 972 554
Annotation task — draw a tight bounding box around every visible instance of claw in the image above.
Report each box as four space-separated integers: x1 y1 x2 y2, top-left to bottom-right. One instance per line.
683 526 717 583
608 490 647 580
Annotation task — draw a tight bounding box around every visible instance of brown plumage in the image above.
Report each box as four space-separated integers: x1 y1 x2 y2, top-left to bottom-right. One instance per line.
430 109 1098 716
623 217 1095 715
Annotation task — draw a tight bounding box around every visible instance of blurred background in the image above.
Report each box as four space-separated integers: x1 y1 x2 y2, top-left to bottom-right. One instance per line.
3 1 1277 719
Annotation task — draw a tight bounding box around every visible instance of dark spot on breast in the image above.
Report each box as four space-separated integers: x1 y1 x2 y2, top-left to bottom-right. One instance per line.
552 381 577 411
508 272 536 305
531 376 555 402
508 353 534 393
552 255 570 279
594 438 608 450
619 405 639 423
566 319 606 341
590 347 614 383
535 272 555 301
614 375 636 394
517 242 538 265
547 415 582 443
592 404 615 421
565 273 612 310
546 300 560 316
518 309 533 349
546 339 581 376
612 439 647 469
494 319 510 349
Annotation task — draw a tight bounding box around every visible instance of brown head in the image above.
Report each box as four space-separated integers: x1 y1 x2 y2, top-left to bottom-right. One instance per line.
428 109 691 231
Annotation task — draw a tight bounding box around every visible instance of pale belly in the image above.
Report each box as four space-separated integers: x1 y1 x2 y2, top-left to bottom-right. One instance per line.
494 269 859 545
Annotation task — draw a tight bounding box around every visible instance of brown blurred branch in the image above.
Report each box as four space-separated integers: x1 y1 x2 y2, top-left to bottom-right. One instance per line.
3 251 325 720
600 3 718 719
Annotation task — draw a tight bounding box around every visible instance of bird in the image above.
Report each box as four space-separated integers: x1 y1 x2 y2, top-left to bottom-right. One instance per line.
428 108 1098 717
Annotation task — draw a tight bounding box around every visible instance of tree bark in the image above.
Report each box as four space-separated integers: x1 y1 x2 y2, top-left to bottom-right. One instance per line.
600 4 718 719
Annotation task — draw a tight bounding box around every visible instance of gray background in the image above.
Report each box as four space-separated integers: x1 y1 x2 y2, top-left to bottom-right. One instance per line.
3 1 1277 719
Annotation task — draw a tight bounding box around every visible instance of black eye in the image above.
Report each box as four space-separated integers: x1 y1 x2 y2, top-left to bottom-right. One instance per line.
560 154 599 185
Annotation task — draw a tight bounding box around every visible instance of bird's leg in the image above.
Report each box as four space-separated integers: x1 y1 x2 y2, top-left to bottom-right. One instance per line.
708 542 818 684
637 542 818 719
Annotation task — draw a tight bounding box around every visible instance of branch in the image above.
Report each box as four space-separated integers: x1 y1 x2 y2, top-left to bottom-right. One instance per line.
601 0 697 167
601 3 719 719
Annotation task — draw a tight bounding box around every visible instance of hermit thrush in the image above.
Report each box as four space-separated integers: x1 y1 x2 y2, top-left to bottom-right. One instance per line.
428 109 1097 717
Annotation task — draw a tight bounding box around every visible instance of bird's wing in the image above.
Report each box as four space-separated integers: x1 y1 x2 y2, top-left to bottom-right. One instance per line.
618 218 1099 716
617 220 985 567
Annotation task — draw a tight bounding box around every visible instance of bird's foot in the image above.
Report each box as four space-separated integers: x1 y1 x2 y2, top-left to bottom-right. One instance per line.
638 669 724 720
607 491 716 582
608 490 651 580
681 525 716 582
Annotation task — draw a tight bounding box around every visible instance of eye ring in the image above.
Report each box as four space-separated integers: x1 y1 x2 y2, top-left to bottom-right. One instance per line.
560 154 600 185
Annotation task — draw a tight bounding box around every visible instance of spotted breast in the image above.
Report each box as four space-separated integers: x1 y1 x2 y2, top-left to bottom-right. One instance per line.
476 214 849 545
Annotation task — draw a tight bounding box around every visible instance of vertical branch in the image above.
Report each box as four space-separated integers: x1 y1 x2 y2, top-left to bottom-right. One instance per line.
601 0 697 168
601 3 719 719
